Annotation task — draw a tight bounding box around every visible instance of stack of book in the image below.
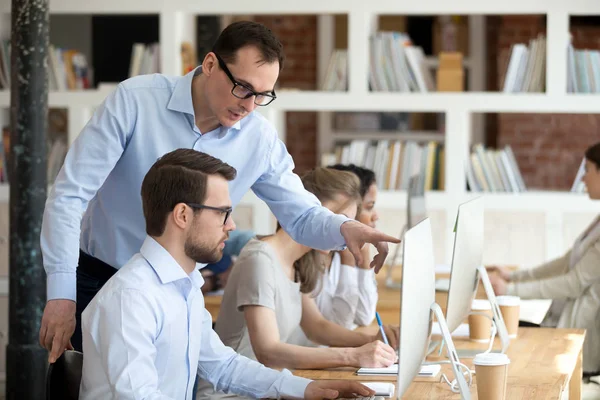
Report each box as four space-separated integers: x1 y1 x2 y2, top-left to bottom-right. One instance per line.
321 139 444 192
501 34 546 93
465 144 527 193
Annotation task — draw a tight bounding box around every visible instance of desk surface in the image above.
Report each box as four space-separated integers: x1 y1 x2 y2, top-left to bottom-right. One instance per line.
205 265 584 398
293 327 585 400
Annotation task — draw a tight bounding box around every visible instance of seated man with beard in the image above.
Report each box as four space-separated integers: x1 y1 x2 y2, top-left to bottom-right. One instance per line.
79 149 374 400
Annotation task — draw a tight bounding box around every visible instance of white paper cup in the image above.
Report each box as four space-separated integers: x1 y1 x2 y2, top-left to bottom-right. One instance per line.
474 352 510 400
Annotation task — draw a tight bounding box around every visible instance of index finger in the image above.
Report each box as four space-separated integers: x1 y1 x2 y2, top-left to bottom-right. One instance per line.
48 330 68 364
370 231 401 244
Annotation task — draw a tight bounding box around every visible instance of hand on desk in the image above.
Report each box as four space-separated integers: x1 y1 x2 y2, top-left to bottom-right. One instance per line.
352 340 397 368
305 380 374 400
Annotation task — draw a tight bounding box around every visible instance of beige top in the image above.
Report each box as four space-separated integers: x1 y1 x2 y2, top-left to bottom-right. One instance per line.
197 239 302 399
507 215 600 372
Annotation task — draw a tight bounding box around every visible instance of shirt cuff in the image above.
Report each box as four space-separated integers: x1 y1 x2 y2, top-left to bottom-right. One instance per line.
330 214 352 251
279 370 312 399
47 272 77 302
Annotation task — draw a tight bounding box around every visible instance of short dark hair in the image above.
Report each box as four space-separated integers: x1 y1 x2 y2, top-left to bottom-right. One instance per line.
585 142 600 170
212 21 285 71
328 164 377 198
141 149 237 236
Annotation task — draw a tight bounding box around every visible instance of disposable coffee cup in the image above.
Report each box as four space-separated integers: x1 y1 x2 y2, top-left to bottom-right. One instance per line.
473 352 510 400
469 299 493 342
496 295 520 338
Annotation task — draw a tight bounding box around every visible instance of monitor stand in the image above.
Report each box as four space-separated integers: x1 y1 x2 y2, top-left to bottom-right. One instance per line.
429 302 472 400
454 266 512 358
430 266 511 359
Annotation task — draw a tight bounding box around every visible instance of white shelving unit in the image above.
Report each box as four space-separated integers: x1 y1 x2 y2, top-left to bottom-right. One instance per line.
0 0 597 266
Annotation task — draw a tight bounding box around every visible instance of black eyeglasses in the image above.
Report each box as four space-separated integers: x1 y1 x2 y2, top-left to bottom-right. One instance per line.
213 52 277 106
186 203 233 226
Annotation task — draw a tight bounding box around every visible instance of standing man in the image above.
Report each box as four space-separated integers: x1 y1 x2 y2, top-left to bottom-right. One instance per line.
80 149 375 400
39 20 399 362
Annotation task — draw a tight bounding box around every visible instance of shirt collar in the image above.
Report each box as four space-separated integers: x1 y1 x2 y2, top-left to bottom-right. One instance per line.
140 236 204 289
167 65 242 132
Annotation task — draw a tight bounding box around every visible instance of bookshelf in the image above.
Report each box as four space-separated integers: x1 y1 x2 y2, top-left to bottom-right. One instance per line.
0 1 597 268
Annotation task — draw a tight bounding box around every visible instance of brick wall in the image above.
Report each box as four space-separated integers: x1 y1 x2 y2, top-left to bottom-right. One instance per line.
493 16 600 190
254 16 318 173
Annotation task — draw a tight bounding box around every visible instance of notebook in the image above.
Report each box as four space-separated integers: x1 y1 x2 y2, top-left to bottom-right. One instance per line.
361 382 395 397
357 363 441 377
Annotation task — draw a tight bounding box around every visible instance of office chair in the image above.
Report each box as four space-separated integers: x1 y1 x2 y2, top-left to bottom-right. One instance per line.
46 350 83 400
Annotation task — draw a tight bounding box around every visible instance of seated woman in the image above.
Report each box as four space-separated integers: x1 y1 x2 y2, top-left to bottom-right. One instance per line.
197 167 397 399
289 165 380 347
489 141 600 375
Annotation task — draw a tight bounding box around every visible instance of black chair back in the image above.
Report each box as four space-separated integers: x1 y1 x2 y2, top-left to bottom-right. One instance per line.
46 350 83 400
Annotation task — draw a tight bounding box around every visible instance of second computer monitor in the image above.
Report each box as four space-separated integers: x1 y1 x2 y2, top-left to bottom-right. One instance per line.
444 196 484 333
396 218 436 397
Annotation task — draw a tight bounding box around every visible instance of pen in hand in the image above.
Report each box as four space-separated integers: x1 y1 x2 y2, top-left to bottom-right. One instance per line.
375 312 389 346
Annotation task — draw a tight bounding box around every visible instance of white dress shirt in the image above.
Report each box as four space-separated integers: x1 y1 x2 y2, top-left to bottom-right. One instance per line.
80 236 310 400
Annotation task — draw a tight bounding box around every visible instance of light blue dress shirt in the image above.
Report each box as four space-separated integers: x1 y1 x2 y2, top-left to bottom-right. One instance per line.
41 67 349 301
80 236 311 400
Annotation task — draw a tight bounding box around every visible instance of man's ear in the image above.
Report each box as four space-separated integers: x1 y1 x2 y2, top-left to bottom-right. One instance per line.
202 52 218 77
172 203 191 229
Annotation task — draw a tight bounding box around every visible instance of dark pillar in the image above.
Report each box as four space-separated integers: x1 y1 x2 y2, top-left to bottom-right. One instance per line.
6 0 49 399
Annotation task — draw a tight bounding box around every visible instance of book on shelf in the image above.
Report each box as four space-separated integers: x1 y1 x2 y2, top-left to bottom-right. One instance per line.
321 139 444 193
369 31 434 93
567 40 600 93
320 49 348 91
466 144 526 193
1 42 93 91
129 43 160 78
320 31 435 93
0 39 10 90
501 34 546 93
1 109 69 185
42 45 94 91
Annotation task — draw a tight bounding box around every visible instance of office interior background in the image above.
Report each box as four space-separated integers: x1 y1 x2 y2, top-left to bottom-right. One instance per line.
0 0 600 397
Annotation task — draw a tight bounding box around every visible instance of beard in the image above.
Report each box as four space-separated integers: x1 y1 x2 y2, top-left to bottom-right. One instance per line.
184 237 223 264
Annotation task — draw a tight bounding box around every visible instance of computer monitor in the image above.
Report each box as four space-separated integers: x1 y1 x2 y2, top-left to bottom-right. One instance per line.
443 196 510 356
445 197 484 333
397 218 470 399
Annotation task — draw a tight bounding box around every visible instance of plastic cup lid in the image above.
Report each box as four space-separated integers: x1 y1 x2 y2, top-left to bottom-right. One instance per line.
473 352 511 366
496 295 520 306
471 299 492 310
